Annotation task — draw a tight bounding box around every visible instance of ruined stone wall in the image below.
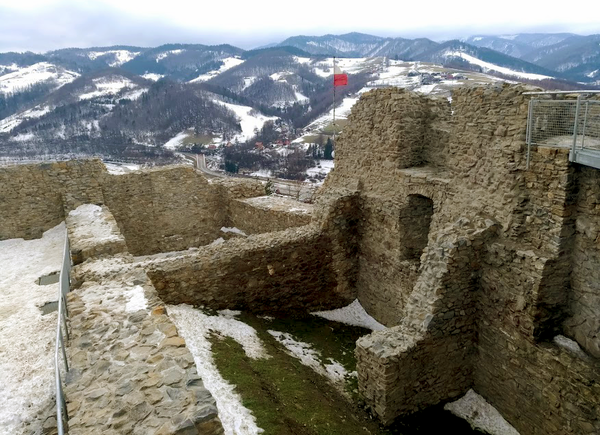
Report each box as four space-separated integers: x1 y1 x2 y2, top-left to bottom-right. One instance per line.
475 241 600 435
356 218 496 424
324 84 600 433
228 196 313 235
145 224 353 313
565 166 600 358
101 167 265 256
101 167 226 256
0 159 105 240
322 88 453 326
65 203 225 435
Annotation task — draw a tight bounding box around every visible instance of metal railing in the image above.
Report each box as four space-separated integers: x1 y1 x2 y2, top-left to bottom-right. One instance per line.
525 91 600 169
55 231 71 434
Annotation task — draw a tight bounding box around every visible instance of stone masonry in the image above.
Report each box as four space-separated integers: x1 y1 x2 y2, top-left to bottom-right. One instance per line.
65 204 224 435
2 83 600 435
321 85 600 433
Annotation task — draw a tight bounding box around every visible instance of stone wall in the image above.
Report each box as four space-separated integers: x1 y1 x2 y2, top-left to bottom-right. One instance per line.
321 84 600 433
144 224 353 313
565 166 600 357
66 204 128 265
101 166 227 255
228 195 313 235
0 159 105 240
356 218 497 423
475 240 600 435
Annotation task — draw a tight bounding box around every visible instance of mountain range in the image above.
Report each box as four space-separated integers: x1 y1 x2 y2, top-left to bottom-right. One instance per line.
0 31 598 162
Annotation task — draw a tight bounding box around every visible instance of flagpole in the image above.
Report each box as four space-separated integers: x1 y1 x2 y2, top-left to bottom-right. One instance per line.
332 56 336 146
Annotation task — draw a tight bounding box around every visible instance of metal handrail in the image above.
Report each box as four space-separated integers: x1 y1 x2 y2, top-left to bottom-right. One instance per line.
525 94 600 169
55 231 71 434
523 90 600 95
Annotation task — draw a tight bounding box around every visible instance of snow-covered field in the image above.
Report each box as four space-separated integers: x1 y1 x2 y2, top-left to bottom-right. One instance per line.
0 223 66 434
215 101 278 141
156 49 184 62
0 62 78 94
190 57 245 83
163 130 190 150
445 51 552 80
0 105 51 133
141 73 164 81
78 76 138 100
306 159 334 183
87 50 140 67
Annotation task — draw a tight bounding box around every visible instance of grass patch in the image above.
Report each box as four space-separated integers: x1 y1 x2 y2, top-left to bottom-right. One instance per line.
181 132 218 146
210 332 375 435
208 311 487 435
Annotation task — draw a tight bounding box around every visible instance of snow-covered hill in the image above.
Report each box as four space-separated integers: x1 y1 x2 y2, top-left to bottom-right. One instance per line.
444 51 552 80
87 50 140 67
214 101 278 141
78 75 144 101
0 62 78 94
190 57 245 83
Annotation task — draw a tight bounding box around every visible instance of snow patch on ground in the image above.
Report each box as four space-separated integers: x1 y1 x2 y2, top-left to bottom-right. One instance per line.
0 62 78 94
141 73 164 81
163 130 189 150
446 51 552 80
554 335 589 359
306 159 334 181
311 299 386 331
414 84 437 94
190 57 244 83
445 389 520 435
67 204 123 244
250 169 272 177
103 162 141 174
0 223 66 434
220 227 247 236
166 304 267 435
124 285 148 312
268 330 352 386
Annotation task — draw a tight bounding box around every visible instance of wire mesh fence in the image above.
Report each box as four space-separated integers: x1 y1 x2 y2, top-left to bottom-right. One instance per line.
527 99 600 150
526 96 600 168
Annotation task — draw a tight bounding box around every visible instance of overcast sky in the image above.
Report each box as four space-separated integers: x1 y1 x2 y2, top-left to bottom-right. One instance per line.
1 0 599 52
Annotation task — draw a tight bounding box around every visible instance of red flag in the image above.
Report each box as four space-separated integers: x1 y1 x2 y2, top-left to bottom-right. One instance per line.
333 65 348 87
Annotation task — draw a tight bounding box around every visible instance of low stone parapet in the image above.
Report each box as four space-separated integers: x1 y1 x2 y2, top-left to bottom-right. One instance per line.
66 204 128 265
229 195 313 235
144 224 352 313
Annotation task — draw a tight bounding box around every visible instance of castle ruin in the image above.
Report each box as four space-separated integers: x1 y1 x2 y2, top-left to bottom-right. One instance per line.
1 83 599 434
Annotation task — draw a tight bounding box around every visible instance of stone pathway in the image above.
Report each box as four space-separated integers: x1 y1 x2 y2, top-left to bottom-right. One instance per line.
63 204 225 434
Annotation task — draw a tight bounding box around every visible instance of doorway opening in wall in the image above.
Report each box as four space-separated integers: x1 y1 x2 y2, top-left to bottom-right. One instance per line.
399 194 434 261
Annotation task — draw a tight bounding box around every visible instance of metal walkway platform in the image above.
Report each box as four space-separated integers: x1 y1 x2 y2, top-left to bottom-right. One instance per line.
525 90 600 170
